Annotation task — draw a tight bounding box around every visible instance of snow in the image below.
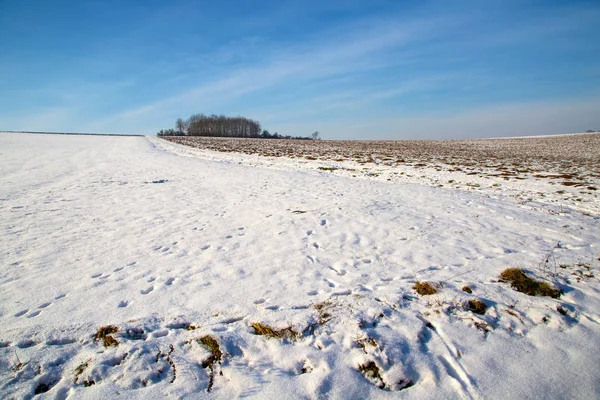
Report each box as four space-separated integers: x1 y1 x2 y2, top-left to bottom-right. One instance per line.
1 132 599 399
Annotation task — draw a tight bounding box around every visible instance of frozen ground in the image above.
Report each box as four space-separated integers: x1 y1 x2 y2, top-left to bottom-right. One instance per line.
0 132 599 399
165 134 600 216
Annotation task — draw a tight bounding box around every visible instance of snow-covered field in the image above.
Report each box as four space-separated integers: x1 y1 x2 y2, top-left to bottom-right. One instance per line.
1 132 599 399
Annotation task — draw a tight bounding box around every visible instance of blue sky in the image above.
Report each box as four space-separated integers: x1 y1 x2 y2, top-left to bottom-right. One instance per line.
0 0 599 139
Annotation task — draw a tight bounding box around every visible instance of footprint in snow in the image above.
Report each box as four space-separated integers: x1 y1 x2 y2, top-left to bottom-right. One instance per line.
332 289 352 296
153 330 169 338
254 298 266 304
38 302 51 309
321 219 327 226
118 300 129 308
307 290 319 296
28 310 41 318
324 279 336 288
140 286 154 295
165 277 175 286
14 309 28 317
46 337 77 346
16 340 38 348
306 230 314 236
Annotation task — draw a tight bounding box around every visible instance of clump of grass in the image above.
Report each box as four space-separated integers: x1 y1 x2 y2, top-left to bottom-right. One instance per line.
413 281 438 296
199 336 222 364
358 361 385 388
314 300 333 325
467 299 487 314
198 335 222 392
499 268 561 298
474 321 490 333
94 325 119 348
251 322 298 340
356 337 379 354
74 358 91 384
462 285 473 294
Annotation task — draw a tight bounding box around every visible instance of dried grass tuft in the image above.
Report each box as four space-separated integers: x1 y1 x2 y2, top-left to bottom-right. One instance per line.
251 322 298 340
94 325 119 348
358 361 385 388
413 281 438 296
500 268 561 298
198 335 222 392
467 299 487 314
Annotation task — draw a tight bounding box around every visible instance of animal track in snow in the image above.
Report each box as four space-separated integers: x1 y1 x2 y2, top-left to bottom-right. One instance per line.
46 337 77 346
321 219 327 226
38 302 51 309
328 266 347 276
324 279 337 288
14 309 28 317
152 330 169 338
16 339 38 348
165 277 175 286
27 310 41 318
118 300 130 308
140 286 154 295
221 316 246 324
332 289 352 296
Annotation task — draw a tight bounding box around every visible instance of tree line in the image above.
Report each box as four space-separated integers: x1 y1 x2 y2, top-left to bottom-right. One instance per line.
157 113 320 140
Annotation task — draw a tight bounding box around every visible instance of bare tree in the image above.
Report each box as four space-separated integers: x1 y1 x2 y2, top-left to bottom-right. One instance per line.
312 131 321 140
176 118 186 135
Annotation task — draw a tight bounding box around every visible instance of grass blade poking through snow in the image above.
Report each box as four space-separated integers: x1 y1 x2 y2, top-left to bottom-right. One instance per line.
198 335 222 392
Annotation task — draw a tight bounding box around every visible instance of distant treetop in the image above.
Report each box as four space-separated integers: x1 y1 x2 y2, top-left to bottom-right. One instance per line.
157 114 320 140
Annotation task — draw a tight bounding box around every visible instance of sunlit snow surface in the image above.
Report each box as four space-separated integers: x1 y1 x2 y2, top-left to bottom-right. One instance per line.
1 132 599 399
